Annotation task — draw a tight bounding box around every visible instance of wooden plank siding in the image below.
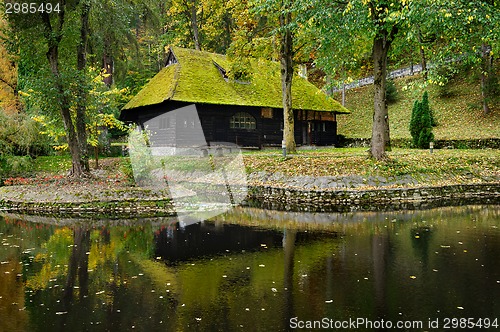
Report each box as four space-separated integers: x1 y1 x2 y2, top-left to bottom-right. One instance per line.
123 101 338 148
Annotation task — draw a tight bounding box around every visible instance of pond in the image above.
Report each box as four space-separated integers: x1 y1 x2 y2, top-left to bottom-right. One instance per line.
0 205 499 331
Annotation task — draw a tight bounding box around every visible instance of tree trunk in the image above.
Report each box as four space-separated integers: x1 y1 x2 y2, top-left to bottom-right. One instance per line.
417 33 428 81
481 44 492 114
76 0 91 173
100 36 113 156
280 3 296 154
49 50 83 176
42 10 85 177
370 33 392 160
190 0 201 51
102 37 113 87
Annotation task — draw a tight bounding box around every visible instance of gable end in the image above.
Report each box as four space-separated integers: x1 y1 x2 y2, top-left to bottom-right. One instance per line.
165 50 178 67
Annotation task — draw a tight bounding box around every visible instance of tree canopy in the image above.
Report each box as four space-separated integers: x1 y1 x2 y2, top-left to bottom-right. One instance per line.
0 0 498 169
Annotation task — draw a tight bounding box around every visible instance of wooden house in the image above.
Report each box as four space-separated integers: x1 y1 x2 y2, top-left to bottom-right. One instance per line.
120 46 349 148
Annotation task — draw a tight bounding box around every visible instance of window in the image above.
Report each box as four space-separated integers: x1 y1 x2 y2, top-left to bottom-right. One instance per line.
230 112 256 130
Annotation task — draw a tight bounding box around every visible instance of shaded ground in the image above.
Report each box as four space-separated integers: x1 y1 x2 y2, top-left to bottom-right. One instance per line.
0 159 169 205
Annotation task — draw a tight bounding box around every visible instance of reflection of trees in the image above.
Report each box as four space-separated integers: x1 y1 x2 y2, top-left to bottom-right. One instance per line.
410 226 433 268
0 260 28 331
59 227 91 329
372 228 390 318
63 227 91 303
283 229 297 326
25 228 73 290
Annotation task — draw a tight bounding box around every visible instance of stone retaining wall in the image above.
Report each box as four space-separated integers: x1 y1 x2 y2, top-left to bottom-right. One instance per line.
247 183 500 212
338 137 500 149
0 199 174 218
1 183 499 216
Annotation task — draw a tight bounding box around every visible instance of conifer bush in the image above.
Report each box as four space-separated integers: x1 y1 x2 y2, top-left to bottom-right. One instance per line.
420 91 436 126
409 92 434 148
386 78 398 104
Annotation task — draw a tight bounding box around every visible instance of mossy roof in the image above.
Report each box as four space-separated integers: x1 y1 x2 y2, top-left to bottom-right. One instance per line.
123 46 350 114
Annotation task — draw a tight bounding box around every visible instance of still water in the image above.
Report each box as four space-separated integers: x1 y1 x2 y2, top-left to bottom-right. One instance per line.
0 205 499 331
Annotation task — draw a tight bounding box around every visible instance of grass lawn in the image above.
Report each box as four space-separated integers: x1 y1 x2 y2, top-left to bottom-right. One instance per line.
0 148 494 191
242 147 499 186
336 74 500 140
30 155 73 174
7 147 495 189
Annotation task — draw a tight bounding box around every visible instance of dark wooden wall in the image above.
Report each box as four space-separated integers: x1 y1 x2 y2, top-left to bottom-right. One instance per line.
124 101 338 148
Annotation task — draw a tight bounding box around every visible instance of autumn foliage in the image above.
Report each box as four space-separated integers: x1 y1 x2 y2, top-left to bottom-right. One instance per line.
0 18 20 115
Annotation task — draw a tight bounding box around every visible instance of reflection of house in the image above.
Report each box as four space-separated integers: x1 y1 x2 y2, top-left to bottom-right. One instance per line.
120 46 350 147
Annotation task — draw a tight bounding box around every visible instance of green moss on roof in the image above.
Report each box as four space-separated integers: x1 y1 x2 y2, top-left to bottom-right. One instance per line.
123 46 350 114
123 64 178 109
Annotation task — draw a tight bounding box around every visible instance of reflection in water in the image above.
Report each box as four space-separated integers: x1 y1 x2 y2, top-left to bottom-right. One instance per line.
283 229 297 329
0 205 498 331
154 222 286 263
372 230 389 319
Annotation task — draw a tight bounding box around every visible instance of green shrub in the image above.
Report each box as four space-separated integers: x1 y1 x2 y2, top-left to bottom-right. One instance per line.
421 91 437 126
0 155 33 178
0 111 51 157
386 78 398 104
118 157 135 184
409 100 420 143
409 92 434 148
417 126 434 149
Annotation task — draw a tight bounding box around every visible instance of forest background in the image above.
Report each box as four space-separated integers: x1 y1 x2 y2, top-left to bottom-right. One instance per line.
0 0 498 178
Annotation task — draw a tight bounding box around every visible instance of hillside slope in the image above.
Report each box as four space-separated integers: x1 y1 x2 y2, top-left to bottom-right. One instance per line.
336 75 500 140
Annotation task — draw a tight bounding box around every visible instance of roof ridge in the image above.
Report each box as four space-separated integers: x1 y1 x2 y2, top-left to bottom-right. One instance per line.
122 46 350 114
168 47 181 101
169 64 181 100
